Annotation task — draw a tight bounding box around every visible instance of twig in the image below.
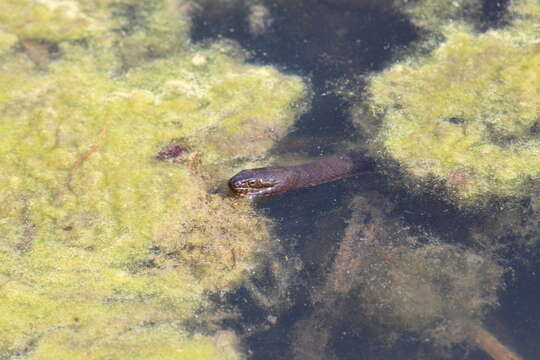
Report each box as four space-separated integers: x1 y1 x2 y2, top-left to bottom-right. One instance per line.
65 118 110 192
468 323 522 360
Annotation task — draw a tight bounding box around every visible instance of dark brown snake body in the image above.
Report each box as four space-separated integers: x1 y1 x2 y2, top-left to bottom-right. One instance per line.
228 152 374 198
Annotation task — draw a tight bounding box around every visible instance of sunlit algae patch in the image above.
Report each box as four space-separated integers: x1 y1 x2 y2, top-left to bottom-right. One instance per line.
362 0 540 203
395 0 484 32
0 0 308 358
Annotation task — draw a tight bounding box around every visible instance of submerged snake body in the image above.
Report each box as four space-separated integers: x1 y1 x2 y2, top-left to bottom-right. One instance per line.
228 152 374 198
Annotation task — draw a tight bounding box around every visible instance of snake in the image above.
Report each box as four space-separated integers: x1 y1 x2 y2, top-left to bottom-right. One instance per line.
228 151 375 198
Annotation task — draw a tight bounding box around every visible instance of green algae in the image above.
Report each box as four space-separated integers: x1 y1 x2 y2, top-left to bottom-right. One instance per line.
510 0 540 38
0 31 17 56
359 0 540 203
0 0 106 42
0 1 308 358
397 0 484 31
110 0 193 67
0 0 192 68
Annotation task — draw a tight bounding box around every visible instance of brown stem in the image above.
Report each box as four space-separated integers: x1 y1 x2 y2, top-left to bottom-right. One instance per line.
65 118 110 192
468 324 522 360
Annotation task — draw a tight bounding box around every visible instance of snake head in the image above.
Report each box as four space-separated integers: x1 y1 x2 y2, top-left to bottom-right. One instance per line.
228 167 293 199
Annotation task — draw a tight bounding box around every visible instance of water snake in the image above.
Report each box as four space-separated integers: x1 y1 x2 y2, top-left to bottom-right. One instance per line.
228 151 375 198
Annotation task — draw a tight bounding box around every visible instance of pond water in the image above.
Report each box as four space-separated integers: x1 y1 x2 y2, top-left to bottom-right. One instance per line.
1 0 538 359
192 1 539 359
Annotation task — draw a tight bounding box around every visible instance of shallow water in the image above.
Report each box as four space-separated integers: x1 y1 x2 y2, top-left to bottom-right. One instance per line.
3 0 538 358
193 1 540 359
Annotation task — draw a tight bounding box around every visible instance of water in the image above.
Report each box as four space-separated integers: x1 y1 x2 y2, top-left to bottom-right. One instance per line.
193 1 539 359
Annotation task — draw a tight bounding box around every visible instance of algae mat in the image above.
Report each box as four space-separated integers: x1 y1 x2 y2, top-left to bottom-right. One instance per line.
0 0 308 358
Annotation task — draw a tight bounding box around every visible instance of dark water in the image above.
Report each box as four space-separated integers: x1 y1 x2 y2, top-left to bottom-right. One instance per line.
192 1 539 359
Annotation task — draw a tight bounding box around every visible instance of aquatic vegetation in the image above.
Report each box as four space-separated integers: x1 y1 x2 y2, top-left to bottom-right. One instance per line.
0 0 308 358
0 0 193 68
0 31 17 55
467 188 540 264
513 0 540 18
359 243 502 334
292 194 512 359
0 0 106 42
510 0 540 38
247 3 273 36
358 1 540 203
395 0 484 31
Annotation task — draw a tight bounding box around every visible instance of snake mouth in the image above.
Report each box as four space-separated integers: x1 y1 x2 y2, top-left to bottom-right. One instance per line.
229 186 265 197
228 168 281 198
228 183 255 196
228 180 275 197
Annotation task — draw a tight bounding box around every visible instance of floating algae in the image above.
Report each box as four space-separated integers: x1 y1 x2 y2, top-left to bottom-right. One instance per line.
0 0 106 42
353 0 540 204
0 0 309 358
0 31 17 56
394 0 485 32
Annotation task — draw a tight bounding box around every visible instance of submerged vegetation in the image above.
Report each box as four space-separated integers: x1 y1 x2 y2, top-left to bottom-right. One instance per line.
0 0 308 358
292 193 517 360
